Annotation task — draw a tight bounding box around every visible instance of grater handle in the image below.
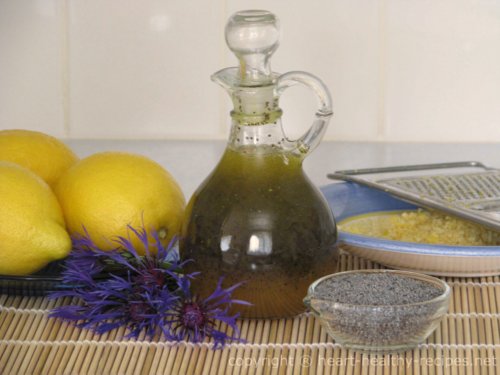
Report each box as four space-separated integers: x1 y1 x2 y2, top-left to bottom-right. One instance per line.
329 161 490 178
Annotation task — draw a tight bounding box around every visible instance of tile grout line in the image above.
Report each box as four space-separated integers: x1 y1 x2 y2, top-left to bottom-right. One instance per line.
60 0 71 138
377 0 388 141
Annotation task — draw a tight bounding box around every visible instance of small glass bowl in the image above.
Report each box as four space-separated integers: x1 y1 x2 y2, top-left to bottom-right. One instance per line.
303 269 451 353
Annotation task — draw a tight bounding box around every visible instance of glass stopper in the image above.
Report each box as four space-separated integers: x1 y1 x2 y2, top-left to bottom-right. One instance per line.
225 10 280 84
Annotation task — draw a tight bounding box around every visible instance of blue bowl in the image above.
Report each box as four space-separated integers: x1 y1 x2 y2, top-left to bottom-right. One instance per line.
321 182 500 276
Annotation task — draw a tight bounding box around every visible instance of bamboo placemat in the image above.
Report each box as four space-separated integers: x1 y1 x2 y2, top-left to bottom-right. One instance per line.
1 253 499 375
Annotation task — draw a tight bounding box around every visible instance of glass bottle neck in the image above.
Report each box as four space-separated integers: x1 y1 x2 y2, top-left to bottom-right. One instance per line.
227 118 295 152
222 76 303 155
228 83 280 123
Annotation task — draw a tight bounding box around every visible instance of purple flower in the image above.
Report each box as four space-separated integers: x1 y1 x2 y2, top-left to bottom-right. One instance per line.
49 226 248 348
166 277 250 349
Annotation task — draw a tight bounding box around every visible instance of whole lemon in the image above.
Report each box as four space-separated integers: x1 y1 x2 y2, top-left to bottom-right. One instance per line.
0 162 72 275
0 129 79 188
55 152 185 253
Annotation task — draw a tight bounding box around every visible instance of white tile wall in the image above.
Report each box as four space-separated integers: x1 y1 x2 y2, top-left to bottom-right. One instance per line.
0 0 499 142
68 0 224 139
385 0 500 142
0 0 66 137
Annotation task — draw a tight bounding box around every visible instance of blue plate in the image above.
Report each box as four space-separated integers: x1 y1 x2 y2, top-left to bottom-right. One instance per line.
321 182 500 276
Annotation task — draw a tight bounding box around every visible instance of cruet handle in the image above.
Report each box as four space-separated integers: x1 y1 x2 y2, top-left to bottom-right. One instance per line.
275 72 333 155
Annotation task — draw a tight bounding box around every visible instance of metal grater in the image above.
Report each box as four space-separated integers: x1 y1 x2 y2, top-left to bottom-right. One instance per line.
328 161 500 231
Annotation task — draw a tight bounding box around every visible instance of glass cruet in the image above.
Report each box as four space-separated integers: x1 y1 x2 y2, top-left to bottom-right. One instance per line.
180 10 338 318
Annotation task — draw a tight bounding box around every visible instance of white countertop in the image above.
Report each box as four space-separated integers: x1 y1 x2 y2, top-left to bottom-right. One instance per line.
66 140 499 199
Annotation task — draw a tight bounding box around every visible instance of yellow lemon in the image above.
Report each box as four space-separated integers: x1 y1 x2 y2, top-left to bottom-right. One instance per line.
0 129 79 188
0 162 72 275
55 152 186 253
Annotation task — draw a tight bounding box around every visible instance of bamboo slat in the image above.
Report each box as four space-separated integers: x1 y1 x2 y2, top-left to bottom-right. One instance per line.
0 254 499 374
